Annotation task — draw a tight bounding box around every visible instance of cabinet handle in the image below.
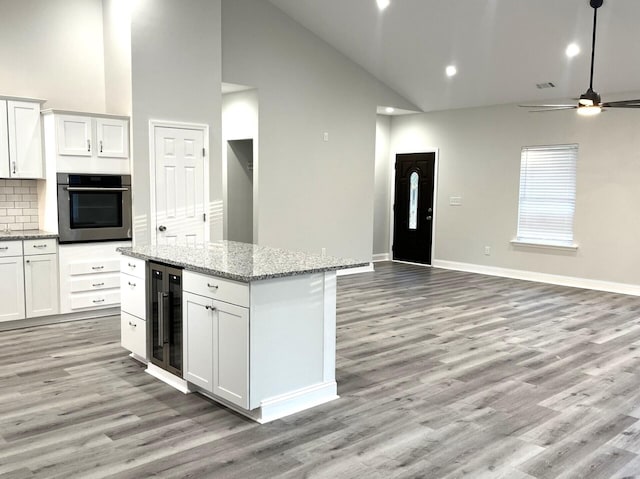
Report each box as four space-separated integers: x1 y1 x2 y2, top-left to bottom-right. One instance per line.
25 259 30 264
0 247 8 250
93 299 105 303
128 263 136 268
158 292 168 347
128 281 136 287
92 282 104 287
129 321 136 327
207 283 219 290
92 266 104 270
11 161 16 174
33 244 48 249
87 139 91 152
205 305 217 311
99 140 103 153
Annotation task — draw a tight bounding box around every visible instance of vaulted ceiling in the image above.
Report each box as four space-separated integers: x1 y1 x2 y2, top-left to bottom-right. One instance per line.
268 0 640 112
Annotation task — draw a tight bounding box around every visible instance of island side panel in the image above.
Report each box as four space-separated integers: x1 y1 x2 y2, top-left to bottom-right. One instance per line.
323 272 337 383
249 273 329 410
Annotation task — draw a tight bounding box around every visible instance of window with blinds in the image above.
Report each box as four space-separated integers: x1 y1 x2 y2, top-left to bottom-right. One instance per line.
516 144 577 246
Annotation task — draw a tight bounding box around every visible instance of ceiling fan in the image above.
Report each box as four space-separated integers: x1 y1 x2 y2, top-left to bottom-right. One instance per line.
522 0 640 115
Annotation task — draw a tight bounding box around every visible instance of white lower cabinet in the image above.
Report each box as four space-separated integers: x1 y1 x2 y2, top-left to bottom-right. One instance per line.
24 253 59 318
0 239 59 321
0 255 26 321
120 256 147 361
183 290 249 409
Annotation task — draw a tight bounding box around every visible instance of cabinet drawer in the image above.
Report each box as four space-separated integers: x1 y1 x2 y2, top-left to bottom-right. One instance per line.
183 271 249 307
120 273 145 319
70 289 120 311
23 239 57 255
121 312 146 359
120 256 145 279
70 273 120 293
0 241 22 257
70 258 120 275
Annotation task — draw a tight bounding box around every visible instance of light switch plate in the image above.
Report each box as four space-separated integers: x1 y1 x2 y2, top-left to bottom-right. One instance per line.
449 196 462 206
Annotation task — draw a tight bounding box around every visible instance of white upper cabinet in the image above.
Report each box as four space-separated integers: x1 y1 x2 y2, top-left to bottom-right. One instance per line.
0 101 8 178
49 112 130 174
56 115 92 156
96 118 128 158
0 99 44 179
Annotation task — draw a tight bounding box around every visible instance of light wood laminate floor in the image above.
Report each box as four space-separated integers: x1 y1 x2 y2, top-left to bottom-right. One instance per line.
2 262 640 478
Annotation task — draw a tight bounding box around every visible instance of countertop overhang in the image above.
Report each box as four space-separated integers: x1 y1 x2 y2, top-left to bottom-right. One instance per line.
117 241 369 282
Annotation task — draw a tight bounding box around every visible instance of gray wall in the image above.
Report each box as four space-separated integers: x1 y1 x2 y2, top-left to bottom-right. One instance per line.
222 0 417 261
389 98 640 285
0 0 106 111
130 0 222 246
102 0 131 115
373 115 391 256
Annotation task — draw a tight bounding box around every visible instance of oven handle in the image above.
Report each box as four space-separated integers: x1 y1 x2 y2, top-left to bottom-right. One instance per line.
64 187 129 192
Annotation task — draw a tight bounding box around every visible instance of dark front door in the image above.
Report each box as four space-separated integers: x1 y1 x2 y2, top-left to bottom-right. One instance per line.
392 153 436 264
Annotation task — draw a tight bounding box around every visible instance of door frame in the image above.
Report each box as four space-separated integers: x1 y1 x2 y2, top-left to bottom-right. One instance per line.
388 148 439 265
148 119 210 246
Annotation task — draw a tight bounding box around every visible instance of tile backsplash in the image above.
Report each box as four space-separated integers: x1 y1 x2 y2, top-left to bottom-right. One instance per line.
0 179 39 231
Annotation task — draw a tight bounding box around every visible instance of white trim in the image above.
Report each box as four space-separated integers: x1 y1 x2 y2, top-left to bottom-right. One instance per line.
432 259 640 296
388 148 439 262
372 253 390 262
510 240 579 251
145 363 192 394
393 259 432 268
336 263 374 276
148 119 210 246
0 309 120 332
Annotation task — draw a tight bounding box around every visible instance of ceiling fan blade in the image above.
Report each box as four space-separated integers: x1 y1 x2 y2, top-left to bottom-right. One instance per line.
601 99 640 106
519 104 575 108
602 104 640 109
528 107 577 112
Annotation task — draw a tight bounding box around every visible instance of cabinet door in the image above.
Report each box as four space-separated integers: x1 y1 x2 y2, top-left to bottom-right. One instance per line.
7 101 43 178
0 256 25 322
213 300 249 409
24 253 59 318
0 100 9 178
56 115 92 156
183 292 214 391
96 118 128 158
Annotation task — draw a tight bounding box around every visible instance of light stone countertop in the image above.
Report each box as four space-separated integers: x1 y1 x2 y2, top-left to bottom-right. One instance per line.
117 241 369 282
0 230 58 241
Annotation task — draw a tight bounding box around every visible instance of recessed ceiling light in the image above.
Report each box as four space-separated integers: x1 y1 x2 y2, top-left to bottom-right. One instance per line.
376 0 390 11
385 107 395 114
445 65 457 77
566 43 580 58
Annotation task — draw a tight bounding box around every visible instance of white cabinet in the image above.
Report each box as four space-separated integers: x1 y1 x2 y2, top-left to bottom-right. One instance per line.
183 278 249 409
45 112 129 174
120 256 146 361
24 253 59 318
0 255 25 322
58 242 129 313
0 238 58 321
0 98 43 179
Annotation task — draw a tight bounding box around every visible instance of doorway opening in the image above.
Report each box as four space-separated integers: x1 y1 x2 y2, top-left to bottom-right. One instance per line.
392 152 436 265
225 139 254 243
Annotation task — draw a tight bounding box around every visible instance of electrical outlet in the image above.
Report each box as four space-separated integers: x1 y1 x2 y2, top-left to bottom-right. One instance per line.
484 246 491 256
323 132 329 142
321 247 326 256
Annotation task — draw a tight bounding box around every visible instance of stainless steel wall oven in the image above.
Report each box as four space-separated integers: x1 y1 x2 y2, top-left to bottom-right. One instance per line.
57 173 132 244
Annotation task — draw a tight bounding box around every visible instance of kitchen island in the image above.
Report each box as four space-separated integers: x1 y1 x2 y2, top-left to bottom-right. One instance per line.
118 241 368 423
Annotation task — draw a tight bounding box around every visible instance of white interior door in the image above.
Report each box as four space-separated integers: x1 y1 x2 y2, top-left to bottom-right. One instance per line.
154 126 206 245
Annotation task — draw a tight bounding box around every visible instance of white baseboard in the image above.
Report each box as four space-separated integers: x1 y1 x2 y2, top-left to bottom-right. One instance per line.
146 363 191 394
432 259 640 296
372 253 390 262
336 263 374 276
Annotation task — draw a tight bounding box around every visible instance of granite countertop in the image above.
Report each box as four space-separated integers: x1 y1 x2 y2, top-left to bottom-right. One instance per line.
0 230 58 241
117 241 369 282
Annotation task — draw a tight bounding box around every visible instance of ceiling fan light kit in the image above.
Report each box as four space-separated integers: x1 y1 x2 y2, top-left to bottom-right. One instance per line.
521 0 640 115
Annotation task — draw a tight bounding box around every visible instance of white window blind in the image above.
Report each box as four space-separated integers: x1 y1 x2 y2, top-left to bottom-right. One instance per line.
517 144 577 246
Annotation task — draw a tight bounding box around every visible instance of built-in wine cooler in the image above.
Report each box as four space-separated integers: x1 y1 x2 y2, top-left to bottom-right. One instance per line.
148 262 183 376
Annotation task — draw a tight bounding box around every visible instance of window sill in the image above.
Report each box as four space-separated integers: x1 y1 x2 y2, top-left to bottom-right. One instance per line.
510 240 578 252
